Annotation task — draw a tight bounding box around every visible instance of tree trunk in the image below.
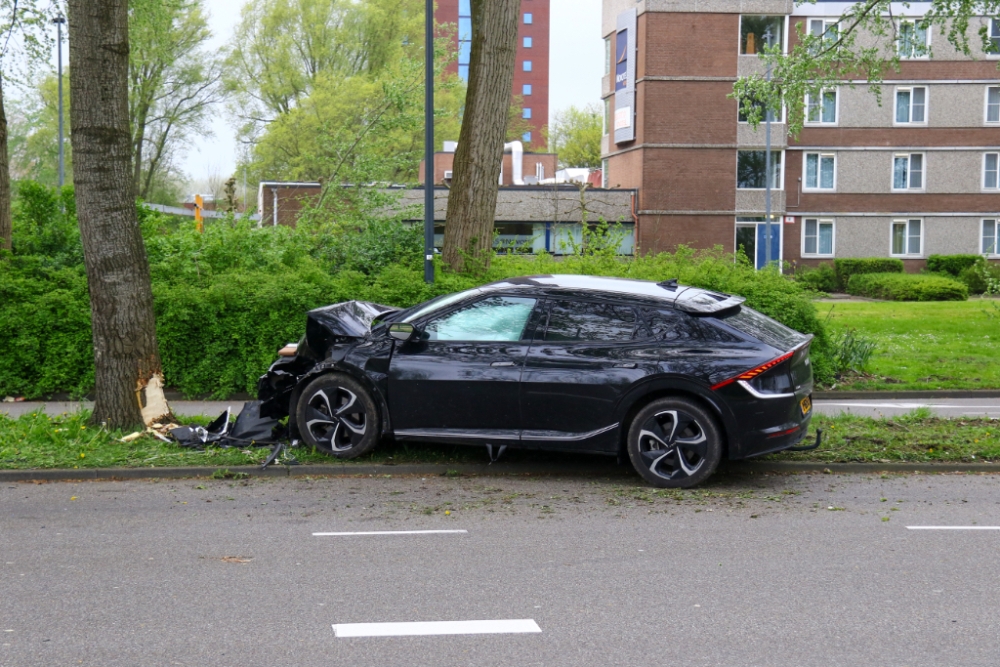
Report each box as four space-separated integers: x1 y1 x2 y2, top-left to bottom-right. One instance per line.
441 0 520 273
69 0 169 430
0 78 12 252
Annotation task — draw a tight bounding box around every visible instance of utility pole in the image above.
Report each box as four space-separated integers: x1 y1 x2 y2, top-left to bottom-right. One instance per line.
763 26 773 270
423 0 435 283
52 15 67 189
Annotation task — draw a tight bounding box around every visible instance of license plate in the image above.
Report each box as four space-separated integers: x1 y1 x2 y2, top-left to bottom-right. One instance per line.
800 396 812 415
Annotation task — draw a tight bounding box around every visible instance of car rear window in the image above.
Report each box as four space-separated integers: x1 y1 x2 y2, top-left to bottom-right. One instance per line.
714 306 807 350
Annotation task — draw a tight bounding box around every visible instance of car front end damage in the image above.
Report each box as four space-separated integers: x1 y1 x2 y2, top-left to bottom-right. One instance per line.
256 300 397 428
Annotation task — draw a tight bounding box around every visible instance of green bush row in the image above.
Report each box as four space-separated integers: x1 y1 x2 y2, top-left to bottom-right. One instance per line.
833 258 904 291
846 272 969 301
926 254 982 277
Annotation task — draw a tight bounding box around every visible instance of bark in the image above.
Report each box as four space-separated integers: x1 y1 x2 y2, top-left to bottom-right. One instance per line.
69 0 169 430
0 78 11 252
441 0 520 273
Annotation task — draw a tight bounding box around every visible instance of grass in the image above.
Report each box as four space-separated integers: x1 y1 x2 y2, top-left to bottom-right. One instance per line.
1 409 998 471
821 299 1000 390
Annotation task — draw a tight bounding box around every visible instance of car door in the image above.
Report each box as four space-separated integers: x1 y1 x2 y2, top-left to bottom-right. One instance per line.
388 294 541 444
519 298 646 451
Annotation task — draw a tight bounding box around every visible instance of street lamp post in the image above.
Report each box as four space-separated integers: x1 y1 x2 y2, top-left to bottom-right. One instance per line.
423 0 435 284
52 15 66 190
763 27 774 270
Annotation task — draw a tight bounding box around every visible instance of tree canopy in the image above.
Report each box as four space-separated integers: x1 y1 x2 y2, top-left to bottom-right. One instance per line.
549 104 602 169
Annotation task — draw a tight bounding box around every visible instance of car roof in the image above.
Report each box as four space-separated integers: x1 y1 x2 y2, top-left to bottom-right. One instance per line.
480 275 745 314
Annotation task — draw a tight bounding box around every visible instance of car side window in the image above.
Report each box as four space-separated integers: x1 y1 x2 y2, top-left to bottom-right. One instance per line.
423 296 537 341
636 308 741 343
543 300 637 342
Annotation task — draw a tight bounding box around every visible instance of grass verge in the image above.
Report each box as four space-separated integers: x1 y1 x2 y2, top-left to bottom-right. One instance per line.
822 299 1000 390
1 409 998 470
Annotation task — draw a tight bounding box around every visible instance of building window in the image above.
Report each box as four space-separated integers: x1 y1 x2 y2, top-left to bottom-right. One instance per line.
457 1 472 83
892 219 923 256
893 153 924 190
986 86 1000 123
990 18 1000 55
897 19 929 58
895 86 927 124
523 36 532 48
808 19 839 54
737 97 780 123
740 16 784 54
805 89 837 124
523 108 532 119
602 159 609 188
737 151 783 189
983 219 999 255
523 83 532 96
535 162 545 180
603 98 610 135
524 12 533 25
803 219 835 256
522 131 532 143
605 37 611 74
985 152 1000 189
523 60 532 72
804 153 836 190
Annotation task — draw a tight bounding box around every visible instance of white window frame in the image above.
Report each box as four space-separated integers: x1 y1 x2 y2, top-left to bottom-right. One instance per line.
736 150 785 190
804 88 838 125
982 218 1000 256
890 219 924 257
605 37 612 75
803 152 837 191
807 19 840 54
603 98 610 135
802 218 836 257
986 86 1000 124
894 86 928 125
737 100 785 124
984 152 1000 190
988 18 1000 59
897 19 931 59
892 152 926 191
739 15 790 56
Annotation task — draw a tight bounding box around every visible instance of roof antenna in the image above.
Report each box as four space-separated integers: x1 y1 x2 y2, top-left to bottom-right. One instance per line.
657 278 679 291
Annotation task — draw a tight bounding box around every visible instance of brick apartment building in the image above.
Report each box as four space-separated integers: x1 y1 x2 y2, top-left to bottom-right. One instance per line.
437 0 550 145
601 0 1000 269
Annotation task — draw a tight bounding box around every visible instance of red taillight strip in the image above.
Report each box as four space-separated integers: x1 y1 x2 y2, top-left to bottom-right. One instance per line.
710 350 795 391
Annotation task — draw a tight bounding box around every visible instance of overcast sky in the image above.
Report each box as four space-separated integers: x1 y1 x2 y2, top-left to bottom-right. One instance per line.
174 0 604 184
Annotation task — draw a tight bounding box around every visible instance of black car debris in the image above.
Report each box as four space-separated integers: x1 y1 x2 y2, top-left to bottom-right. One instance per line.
257 275 820 488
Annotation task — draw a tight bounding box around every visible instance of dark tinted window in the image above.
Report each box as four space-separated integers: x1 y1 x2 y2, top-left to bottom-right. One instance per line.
544 300 637 342
636 308 705 342
716 306 807 350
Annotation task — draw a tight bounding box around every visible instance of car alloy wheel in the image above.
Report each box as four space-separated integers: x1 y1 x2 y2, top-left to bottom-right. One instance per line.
627 398 722 488
296 374 379 458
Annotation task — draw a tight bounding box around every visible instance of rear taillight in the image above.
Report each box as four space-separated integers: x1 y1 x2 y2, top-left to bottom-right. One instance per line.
711 351 795 391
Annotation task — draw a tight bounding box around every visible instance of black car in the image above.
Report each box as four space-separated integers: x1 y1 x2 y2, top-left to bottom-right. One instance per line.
257 275 818 488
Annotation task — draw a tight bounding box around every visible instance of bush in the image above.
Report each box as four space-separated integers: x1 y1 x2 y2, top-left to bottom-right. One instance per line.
926 254 981 277
958 261 1000 295
834 258 904 291
796 264 837 293
846 272 968 301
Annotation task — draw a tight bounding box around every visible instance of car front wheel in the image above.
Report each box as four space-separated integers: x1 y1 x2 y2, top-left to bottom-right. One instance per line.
295 374 379 458
627 397 723 488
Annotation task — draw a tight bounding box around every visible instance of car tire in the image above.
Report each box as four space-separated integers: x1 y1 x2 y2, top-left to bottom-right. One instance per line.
295 373 379 458
627 397 723 489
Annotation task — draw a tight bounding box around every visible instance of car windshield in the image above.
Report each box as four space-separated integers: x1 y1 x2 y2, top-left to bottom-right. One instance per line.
402 288 484 323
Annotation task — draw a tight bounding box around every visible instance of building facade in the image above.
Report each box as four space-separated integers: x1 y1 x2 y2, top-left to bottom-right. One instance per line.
437 0 550 145
601 0 1000 269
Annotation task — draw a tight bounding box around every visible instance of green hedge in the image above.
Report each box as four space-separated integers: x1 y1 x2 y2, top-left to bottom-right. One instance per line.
834 258 904 290
926 254 981 277
796 264 837 293
846 272 969 301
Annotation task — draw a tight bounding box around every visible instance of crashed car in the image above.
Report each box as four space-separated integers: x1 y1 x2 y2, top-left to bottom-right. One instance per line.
258 275 819 488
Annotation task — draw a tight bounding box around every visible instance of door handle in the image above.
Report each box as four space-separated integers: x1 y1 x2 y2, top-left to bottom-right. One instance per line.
491 361 516 367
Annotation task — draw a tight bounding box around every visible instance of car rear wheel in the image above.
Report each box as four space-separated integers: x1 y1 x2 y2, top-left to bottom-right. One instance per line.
627 397 722 488
295 374 379 458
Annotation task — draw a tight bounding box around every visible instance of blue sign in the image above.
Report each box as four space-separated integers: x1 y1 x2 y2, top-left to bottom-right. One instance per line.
615 29 628 91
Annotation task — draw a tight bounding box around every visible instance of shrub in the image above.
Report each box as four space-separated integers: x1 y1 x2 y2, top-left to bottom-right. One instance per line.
834 258 904 290
958 261 1000 295
829 327 877 375
796 264 837 293
846 272 968 301
926 254 981 277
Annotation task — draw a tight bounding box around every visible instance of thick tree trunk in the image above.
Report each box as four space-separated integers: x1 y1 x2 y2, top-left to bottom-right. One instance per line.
69 0 169 429
441 0 520 273
0 79 12 252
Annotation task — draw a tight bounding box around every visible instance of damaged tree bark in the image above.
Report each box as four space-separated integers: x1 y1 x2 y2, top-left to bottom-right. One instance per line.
69 0 170 429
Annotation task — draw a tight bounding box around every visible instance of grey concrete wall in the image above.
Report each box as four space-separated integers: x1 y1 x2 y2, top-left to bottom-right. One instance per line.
828 216 983 258
925 217 983 255
603 0 644 36
835 150 985 193
393 188 634 224
838 84 996 128
736 189 785 213
738 122 788 147
849 18 996 61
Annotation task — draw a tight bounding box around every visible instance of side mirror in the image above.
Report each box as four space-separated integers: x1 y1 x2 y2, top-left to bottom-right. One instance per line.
388 322 418 342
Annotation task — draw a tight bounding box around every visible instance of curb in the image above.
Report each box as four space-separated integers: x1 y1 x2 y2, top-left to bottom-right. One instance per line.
813 390 1000 399
3 461 1000 483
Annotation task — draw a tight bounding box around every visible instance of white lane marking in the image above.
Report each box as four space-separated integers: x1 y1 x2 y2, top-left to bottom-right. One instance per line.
907 526 1000 530
818 402 1000 409
332 619 541 638
312 530 468 537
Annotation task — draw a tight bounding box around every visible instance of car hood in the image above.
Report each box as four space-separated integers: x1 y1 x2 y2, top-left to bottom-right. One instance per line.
305 300 398 354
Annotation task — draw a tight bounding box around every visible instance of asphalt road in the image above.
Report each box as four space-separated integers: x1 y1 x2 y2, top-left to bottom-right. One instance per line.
3 470 1000 666
4 397 1000 420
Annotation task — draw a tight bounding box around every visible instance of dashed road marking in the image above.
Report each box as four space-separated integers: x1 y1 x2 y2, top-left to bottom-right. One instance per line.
907 526 1000 530
332 619 541 637
313 530 468 537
